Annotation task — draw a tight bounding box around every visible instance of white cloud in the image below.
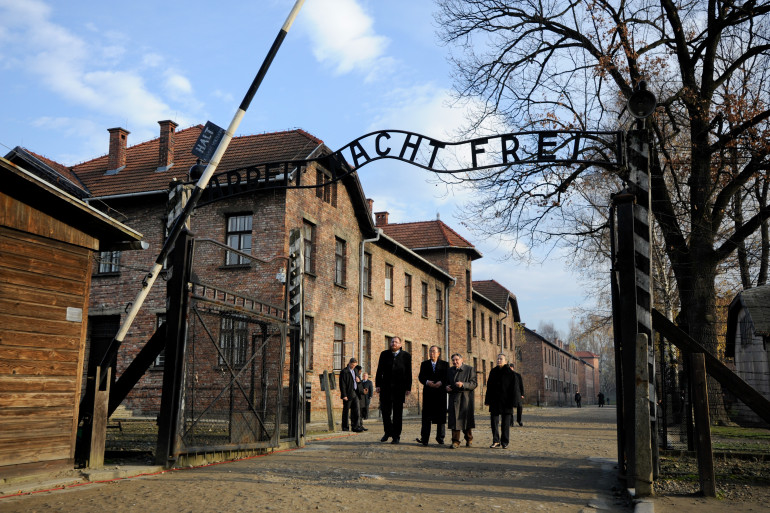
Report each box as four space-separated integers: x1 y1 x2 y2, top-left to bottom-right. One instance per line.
301 0 389 75
0 0 197 145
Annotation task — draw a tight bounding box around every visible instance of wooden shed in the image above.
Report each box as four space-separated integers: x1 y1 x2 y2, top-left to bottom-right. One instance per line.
0 157 142 481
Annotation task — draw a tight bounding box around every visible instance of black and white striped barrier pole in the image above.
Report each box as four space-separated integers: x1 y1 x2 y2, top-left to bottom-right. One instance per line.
99 0 306 371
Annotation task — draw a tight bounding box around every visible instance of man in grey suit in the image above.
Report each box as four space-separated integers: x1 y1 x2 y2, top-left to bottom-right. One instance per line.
340 358 363 432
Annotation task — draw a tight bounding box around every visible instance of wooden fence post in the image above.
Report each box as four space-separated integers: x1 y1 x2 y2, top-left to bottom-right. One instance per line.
635 334 653 497
322 371 335 432
690 353 716 497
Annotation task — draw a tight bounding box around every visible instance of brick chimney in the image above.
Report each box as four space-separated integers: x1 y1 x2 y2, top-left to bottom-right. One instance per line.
367 198 374 214
107 127 130 173
375 211 389 226
157 120 178 171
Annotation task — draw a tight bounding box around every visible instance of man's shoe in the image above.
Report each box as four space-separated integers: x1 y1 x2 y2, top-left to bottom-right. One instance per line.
450 442 460 449
501 444 508 449
415 438 428 446
342 428 349 432
518 422 523 427
380 435 390 442
436 440 445 445
352 427 363 432
390 438 400 444
466 440 472 447
489 442 501 448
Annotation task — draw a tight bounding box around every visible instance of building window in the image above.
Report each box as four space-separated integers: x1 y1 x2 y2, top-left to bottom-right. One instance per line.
404 273 412 311
497 321 501 345
362 330 371 372
316 169 337 207
97 250 121 274
466 320 472 352
384 335 391 350
466 270 471 301
333 323 345 371
503 324 507 349
154 314 166 368
335 238 346 286
421 282 429 317
225 214 252 265
303 220 316 274
472 307 477 336
363 252 372 296
481 312 485 339
489 318 493 344
219 315 249 366
385 263 394 303
422 344 428 360
436 287 443 323
404 339 412 354
304 316 314 370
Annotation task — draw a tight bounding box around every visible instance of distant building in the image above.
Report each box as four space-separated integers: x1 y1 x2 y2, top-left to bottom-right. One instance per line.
519 326 597 406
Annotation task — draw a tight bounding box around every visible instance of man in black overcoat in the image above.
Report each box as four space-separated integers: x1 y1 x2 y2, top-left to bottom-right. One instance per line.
509 361 525 426
416 345 448 446
339 358 362 432
375 336 412 444
485 353 516 448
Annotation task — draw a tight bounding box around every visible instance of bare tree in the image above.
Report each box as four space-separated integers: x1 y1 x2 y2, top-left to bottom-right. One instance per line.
436 0 770 375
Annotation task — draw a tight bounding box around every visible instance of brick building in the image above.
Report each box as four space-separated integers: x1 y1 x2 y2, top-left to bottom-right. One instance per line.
5 121 522 418
519 326 598 407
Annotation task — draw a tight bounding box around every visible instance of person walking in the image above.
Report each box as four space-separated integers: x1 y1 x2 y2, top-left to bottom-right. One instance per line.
598 391 605 407
485 354 515 448
575 391 582 408
340 358 363 432
375 336 412 444
446 353 477 448
416 345 448 446
509 362 525 426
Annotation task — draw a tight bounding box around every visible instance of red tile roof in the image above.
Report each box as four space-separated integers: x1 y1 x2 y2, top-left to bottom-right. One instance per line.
473 279 515 310
72 126 325 197
380 220 477 252
575 351 600 358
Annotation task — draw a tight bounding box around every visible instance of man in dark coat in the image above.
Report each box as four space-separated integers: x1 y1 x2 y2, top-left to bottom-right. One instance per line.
485 353 516 448
416 345 448 446
445 353 477 448
375 336 412 444
339 358 363 432
359 372 374 419
509 362 525 426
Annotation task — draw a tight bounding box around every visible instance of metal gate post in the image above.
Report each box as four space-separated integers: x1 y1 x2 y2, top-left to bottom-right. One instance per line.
156 230 193 466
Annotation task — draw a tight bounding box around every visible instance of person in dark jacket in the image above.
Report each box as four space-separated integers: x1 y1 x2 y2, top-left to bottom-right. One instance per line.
485 353 516 448
509 362 525 426
375 336 412 444
416 345 449 446
339 358 363 432
359 372 374 419
446 353 477 448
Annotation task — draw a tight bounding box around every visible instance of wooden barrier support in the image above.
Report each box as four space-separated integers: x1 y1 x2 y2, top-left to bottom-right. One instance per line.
690 353 716 497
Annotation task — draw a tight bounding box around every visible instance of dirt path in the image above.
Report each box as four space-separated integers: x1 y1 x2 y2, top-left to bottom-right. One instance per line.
2 407 633 512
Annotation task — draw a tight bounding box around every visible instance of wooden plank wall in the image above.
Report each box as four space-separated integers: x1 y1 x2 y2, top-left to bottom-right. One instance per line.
0 223 92 478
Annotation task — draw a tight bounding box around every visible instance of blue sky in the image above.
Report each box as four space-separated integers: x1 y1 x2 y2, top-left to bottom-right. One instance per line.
0 0 582 336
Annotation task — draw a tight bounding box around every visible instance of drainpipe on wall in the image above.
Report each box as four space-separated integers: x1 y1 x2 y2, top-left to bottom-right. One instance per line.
359 229 382 364
444 277 456 359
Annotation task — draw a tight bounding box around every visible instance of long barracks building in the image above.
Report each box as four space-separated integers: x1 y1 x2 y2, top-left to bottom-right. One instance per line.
6 122 527 418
